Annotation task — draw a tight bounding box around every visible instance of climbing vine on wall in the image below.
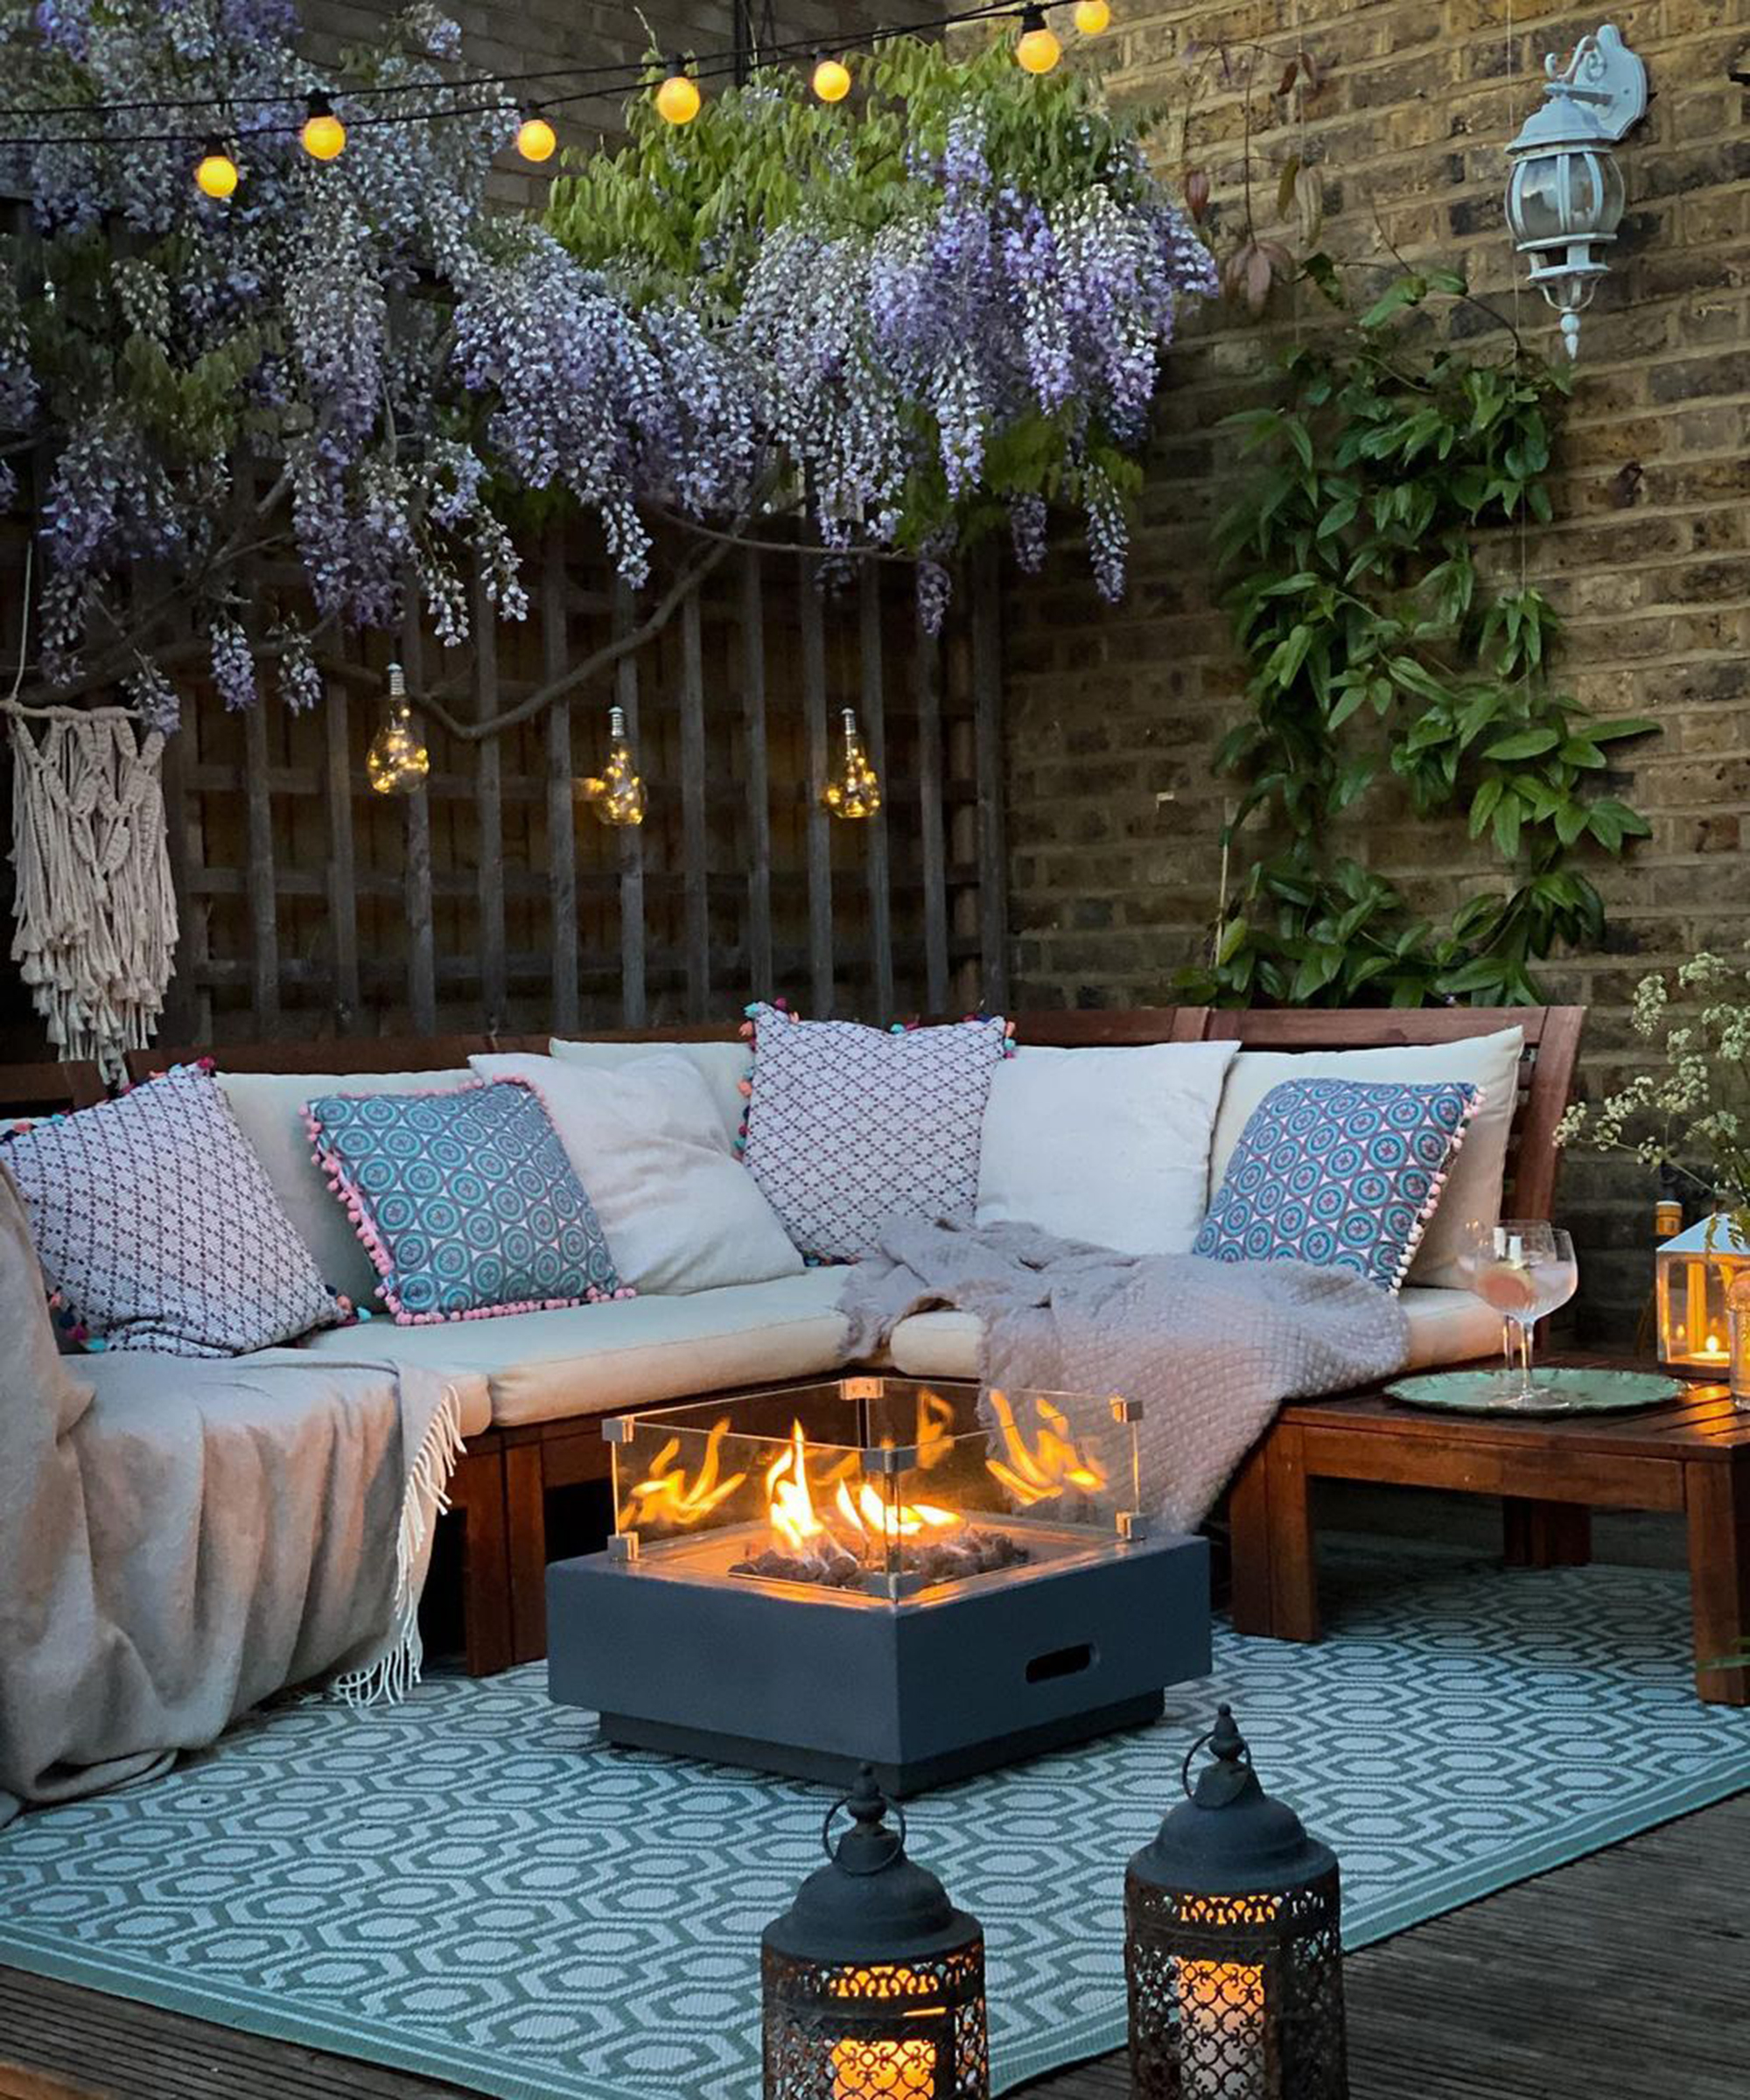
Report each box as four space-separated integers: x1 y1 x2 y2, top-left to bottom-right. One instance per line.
1178 268 1657 1010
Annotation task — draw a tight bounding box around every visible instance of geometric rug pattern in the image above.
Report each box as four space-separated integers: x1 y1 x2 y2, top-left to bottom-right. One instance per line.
1 1545 1746 2100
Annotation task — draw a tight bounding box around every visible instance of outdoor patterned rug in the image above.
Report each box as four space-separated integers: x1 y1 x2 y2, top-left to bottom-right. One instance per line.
1 1544 1746 2100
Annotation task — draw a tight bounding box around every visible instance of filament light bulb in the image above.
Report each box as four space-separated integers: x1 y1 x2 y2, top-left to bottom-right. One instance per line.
812 54 851 103
365 664 430 798
1073 0 1110 32
578 704 647 827
194 136 239 199
655 63 701 125
300 92 346 161
1016 4 1062 73
822 707 881 821
517 109 557 162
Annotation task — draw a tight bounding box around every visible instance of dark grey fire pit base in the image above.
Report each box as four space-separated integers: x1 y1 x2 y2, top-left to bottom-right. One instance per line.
547 1528 1211 1798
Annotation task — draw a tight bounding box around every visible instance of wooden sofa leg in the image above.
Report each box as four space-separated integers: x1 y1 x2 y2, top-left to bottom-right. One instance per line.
1228 1440 1276 1637
506 1440 550 1665
1502 1497 1592 1568
447 1447 514 1676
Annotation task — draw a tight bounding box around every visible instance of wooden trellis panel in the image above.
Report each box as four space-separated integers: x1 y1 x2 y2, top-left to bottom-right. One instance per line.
150 524 1004 1044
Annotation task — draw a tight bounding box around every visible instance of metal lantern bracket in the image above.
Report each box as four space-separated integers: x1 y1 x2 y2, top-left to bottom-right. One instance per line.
1544 24 1647 141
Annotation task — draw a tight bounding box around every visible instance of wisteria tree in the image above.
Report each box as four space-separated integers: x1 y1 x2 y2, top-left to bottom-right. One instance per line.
0 0 1214 732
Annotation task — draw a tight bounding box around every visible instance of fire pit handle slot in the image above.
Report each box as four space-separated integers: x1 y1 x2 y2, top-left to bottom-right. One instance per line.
1025 1642 1096 1685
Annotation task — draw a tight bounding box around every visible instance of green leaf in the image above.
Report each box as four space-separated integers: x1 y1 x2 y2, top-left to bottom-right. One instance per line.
1482 727 1560 761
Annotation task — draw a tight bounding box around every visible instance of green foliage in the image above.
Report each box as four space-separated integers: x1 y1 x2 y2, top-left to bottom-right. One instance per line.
1178 268 1656 1010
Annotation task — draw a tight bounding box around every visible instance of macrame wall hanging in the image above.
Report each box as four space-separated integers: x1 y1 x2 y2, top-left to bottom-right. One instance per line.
4 703 178 1082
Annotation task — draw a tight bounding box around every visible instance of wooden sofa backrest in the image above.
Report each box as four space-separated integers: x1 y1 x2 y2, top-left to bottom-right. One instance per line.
0 1058 106 1120
96 1001 1579 1224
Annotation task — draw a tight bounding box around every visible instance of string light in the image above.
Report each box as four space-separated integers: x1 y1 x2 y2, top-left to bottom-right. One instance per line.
365 664 430 797
516 107 557 161
193 135 239 198
577 705 647 826
821 708 881 820
654 59 702 125
1015 4 1062 74
299 90 345 159
1073 0 1110 33
811 53 852 103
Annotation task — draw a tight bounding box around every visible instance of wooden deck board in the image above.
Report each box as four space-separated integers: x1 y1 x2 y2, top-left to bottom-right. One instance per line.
1 1792 1743 2099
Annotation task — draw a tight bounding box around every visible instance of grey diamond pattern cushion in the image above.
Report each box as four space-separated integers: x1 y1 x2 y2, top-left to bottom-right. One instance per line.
739 1006 1009 1260
2 1063 340 1357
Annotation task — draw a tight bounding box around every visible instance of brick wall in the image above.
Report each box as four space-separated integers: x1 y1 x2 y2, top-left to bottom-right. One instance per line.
1004 0 1750 1334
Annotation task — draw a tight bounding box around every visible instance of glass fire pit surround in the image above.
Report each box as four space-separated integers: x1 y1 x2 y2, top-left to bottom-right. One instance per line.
546 1377 1212 1796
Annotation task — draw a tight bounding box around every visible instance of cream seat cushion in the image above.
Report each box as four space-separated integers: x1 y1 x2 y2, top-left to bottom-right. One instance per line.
296 1270 849 1428
1207 1029 1525 1290
884 1286 1502 1384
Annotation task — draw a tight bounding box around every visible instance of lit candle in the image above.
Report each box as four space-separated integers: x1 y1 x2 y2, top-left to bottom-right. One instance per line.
830 2034 937 2097
1701 1329 1728 1364
1178 1956 1265 2097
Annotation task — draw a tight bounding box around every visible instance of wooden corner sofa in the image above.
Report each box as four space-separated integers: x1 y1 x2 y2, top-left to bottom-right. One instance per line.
4 1003 1583 1678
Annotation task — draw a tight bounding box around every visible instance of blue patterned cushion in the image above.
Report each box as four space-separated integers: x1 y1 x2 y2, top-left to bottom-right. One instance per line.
304 1081 626 1323
1193 1076 1479 1292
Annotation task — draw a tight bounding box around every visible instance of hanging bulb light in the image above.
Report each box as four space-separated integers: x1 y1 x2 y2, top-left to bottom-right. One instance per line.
1015 4 1062 74
577 704 647 827
655 59 702 125
811 52 852 104
821 707 881 821
193 136 240 200
300 91 346 161
1073 0 1111 33
516 107 557 163
365 663 430 797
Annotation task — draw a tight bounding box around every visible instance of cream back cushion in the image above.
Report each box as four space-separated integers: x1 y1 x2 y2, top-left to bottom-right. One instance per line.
1207 1026 1525 1290
548 1038 747 1146
219 1068 475 1306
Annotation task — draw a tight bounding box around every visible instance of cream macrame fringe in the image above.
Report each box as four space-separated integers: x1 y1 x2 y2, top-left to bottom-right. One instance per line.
4 704 178 1085
333 1381 467 1708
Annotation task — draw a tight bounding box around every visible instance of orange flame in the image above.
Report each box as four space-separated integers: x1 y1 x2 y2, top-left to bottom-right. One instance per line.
984 1390 1107 1508
766 1422 827 1552
623 1418 747 1529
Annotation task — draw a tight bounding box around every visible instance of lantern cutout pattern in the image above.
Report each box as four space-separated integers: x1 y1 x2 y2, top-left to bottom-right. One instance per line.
1505 23 1645 360
762 1765 989 2100
822 707 881 820
577 704 647 827
1126 1706 1348 2100
1656 1214 1750 1399
365 664 430 797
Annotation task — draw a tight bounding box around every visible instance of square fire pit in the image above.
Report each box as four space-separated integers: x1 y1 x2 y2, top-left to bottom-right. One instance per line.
547 1376 1210 1796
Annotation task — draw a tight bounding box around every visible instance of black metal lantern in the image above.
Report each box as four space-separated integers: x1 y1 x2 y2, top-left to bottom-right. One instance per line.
763 1765 988 2099
1126 1706 1347 2100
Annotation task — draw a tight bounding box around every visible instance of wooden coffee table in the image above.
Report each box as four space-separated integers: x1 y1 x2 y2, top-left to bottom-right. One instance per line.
1228 1359 1750 1704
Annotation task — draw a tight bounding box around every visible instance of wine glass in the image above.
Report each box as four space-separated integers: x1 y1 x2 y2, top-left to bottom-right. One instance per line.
1459 1221 1578 1405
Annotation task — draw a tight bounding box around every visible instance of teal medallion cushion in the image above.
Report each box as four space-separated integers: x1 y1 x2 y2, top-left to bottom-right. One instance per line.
304 1079 626 1323
1194 1076 1480 1292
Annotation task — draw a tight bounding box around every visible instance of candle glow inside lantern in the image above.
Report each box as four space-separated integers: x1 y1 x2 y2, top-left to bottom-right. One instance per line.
763 1766 987 2100
1126 1706 1347 2100
1656 1214 1750 1382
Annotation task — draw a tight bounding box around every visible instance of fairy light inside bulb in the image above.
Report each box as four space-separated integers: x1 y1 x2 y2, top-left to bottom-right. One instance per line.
1073 0 1110 33
578 704 647 827
300 92 346 161
194 136 239 199
822 707 881 821
655 61 702 125
517 109 557 162
365 665 430 798
812 53 851 103
1016 4 1062 74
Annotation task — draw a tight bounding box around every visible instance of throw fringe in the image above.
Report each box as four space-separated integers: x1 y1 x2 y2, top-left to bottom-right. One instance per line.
333 1380 466 1708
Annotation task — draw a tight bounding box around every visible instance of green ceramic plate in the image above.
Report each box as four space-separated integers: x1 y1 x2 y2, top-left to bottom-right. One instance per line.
1385 1367 1686 1417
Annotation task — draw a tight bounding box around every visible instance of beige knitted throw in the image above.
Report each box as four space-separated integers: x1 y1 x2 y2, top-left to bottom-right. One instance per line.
5 704 178 1082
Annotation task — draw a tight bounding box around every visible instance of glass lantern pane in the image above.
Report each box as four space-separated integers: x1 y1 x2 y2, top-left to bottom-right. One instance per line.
1597 151 1627 235
1508 153 1567 244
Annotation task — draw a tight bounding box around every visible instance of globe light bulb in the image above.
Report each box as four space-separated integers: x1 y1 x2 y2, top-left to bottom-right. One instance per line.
1016 4 1062 74
655 66 702 125
578 704 647 827
365 664 430 798
194 136 239 199
1073 0 1110 33
812 54 852 104
821 707 881 821
517 110 557 163
300 92 346 161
